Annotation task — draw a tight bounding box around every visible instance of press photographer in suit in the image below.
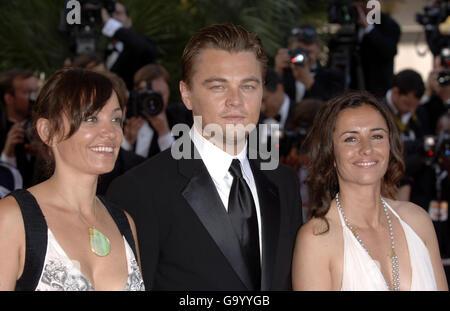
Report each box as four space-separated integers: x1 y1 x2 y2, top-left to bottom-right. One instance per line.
106 23 303 290
122 63 193 159
0 69 39 188
274 24 345 103
101 1 159 90
352 0 401 97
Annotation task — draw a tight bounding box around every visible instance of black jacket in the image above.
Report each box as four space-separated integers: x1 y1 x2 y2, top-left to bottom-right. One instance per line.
356 13 401 98
108 27 159 90
106 141 303 290
283 65 345 103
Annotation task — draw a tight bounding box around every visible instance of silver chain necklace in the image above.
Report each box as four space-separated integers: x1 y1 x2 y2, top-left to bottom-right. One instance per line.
336 192 400 291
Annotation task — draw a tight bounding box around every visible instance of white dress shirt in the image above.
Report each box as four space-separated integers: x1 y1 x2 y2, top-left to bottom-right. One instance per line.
385 89 416 140
189 125 263 259
102 18 125 70
121 122 175 158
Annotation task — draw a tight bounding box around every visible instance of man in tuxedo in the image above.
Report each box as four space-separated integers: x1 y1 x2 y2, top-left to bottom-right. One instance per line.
274 24 345 103
106 23 303 290
101 2 159 90
352 1 401 98
383 69 429 204
261 68 296 131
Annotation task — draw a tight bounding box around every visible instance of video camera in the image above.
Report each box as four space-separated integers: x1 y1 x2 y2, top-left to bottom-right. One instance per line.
416 0 450 56
327 1 368 91
60 0 117 55
127 81 164 118
438 47 450 86
416 0 450 27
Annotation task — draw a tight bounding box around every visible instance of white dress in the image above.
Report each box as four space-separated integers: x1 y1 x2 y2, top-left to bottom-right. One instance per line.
338 200 437 291
35 229 145 291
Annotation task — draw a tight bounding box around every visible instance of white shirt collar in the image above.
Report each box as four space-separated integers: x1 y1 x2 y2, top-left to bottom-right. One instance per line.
386 89 412 125
279 94 291 130
189 124 252 183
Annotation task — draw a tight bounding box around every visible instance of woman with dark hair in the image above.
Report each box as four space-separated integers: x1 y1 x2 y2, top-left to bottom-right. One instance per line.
0 68 144 291
292 91 447 291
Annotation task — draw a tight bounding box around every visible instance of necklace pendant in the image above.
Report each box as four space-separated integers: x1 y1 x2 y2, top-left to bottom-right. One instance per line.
88 227 110 256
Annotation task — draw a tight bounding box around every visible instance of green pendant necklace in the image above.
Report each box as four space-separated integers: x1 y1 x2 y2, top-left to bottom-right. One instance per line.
79 197 111 257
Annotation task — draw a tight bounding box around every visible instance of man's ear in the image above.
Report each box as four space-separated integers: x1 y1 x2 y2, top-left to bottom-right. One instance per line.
179 81 192 111
36 118 53 147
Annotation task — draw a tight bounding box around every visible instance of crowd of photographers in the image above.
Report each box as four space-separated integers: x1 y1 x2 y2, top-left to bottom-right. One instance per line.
0 0 449 261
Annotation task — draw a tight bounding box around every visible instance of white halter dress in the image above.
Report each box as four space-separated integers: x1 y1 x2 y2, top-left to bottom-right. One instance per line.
338 200 437 291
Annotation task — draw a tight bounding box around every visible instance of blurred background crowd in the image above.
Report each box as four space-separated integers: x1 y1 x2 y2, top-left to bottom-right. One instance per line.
0 0 449 284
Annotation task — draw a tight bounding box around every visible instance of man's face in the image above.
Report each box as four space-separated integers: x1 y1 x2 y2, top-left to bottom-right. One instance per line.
180 49 263 149
8 76 38 121
262 84 284 118
392 88 421 115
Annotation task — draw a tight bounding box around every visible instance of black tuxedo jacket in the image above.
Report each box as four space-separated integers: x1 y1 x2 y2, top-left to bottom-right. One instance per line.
108 27 159 90
283 65 346 103
356 13 401 98
106 141 303 290
97 147 146 195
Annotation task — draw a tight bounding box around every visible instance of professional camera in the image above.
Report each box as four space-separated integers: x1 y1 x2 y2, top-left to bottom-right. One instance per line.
438 47 450 86
416 0 450 27
327 1 368 91
289 46 309 66
60 0 117 55
423 130 450 165
127 82 164 118
416 0 450 55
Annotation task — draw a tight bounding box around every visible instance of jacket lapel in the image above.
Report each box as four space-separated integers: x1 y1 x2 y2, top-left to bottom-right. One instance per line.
179 145 254 290
249 158 280 291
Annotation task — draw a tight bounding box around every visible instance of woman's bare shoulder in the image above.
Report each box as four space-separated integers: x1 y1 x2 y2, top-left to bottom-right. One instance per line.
296 212 341 250
384 198 430 223
0 195 22 223
384 198 434 241
0 195 24 241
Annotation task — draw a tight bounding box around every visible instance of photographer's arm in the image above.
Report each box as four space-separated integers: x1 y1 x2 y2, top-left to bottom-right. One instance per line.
113 28 159 61
0 123 25 167
102 15 159 61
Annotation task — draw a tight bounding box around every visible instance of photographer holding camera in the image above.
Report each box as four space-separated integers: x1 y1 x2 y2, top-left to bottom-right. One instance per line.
274 24 345 104
101 1 159 90
0 69 39 188
419 50 450 135
122 63 192 159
